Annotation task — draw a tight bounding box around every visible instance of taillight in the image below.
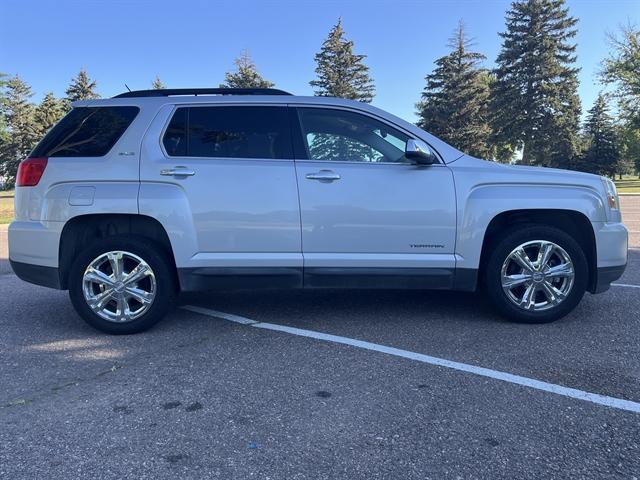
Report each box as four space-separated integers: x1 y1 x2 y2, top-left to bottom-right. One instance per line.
16 157 48 187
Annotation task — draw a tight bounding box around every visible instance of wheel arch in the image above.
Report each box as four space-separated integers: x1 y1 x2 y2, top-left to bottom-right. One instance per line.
58 213 177 290
478 209 597 293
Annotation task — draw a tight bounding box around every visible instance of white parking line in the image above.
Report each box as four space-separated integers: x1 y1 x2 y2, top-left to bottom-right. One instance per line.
612 283 640 289
182 305 640 414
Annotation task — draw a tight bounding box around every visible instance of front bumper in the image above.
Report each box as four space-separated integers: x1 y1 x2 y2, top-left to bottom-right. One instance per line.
591 221 628 294
593 264 626 294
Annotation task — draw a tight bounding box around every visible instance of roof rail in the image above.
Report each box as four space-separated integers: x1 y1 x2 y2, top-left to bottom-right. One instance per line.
113 88 293 98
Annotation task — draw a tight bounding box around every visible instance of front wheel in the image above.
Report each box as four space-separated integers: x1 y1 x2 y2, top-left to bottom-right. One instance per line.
484 225 588 323
68 236 177 334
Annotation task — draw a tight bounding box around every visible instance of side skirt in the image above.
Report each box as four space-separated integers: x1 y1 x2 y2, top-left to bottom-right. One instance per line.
177 267 479 292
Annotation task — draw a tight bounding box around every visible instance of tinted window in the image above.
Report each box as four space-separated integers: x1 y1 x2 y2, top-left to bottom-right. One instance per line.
298 108 410 163
163 107 187 156
163 106 292 159
31 106 139 157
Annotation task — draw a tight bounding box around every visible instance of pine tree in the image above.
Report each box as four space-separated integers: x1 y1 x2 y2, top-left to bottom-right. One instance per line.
152 75 166 89
491 0 581 168
0 73 10 168
580 94 621 176
416 21 492 159
34 92 65 136
65 68 99 102
600 24 640 128
310 18 375 102
0 76 39 187
219 51 274 89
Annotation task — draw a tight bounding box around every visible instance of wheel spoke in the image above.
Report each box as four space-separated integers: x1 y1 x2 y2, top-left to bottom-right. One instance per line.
124 287 153 305
107 252 124 280
537 242 555 270
502 273 532 289
116 293 131 322
84 267 115 287
519 283 537 310
123 263 150 286
88 288 115 311
511 248 536 273
540 280 565 306
545 262 574 279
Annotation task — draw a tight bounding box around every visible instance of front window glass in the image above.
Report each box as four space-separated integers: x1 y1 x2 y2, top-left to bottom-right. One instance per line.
298 108 410 163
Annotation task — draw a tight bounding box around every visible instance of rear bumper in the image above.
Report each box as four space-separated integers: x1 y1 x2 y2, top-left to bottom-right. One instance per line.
10 260 62 289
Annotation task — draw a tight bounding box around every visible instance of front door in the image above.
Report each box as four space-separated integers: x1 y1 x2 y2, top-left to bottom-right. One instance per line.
292 106 457 288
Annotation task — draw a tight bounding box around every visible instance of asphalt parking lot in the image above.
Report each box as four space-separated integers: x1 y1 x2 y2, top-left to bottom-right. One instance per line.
1 197 639 479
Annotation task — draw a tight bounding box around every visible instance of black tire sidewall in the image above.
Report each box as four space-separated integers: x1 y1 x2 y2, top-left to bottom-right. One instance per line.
484 224 588 324
68 236 176 334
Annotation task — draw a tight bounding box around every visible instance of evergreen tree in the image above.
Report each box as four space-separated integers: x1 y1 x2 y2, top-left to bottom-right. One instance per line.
580 94 621 176
65 68 99 102
34 92 65 136
491 0 581 168
619 125 640 178
219 51 274 89
0 76 39 187
310 18 375 102
416 21 493 159
0 73 10 170
152 75 166 89
600 24 640 128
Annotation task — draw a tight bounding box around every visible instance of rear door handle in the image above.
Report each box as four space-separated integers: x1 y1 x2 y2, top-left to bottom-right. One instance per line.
305 170 341 182
160 166 196 177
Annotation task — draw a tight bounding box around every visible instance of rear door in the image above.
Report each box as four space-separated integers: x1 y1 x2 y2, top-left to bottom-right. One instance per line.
292 106 457 288
139 103 302 288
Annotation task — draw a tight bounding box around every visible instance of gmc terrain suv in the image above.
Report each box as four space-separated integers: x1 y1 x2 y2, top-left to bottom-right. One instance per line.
9 88 628 334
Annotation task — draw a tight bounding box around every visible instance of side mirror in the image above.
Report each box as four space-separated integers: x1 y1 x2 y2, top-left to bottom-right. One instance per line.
405 139 436 165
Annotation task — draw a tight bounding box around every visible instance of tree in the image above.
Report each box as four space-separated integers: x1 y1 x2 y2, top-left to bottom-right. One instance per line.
580 94 621 177
491 0 581 168
0 76 39 187
65 68 99 102
619 125 640 178
34 92 65 136
310 18 375 102
416 21 493 159
151 75 166 89
219 51 274 89
600 24 640 128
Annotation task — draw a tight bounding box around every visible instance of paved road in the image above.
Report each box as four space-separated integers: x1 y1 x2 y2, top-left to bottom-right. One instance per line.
1 201 639 479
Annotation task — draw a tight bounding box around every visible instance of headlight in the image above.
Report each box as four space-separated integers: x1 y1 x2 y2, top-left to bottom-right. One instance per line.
601 177 619 210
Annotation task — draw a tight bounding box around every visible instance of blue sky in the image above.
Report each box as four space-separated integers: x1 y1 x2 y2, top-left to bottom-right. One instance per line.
1 0 638 122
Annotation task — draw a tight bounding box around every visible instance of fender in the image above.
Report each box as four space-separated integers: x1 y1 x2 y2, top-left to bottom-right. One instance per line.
455 183 606 271
138 182 200 268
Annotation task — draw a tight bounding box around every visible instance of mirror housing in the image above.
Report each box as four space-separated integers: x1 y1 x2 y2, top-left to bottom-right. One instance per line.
405 139 436 165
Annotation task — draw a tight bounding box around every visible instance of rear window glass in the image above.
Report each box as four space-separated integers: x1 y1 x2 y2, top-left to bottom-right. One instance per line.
163 106 292 159
31 106 139 157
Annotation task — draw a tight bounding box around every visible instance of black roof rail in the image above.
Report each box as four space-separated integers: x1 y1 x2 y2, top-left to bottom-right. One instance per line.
113 88 293 98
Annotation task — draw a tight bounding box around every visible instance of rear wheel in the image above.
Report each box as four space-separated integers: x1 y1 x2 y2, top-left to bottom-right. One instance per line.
484 225 588 323
68 236 176 334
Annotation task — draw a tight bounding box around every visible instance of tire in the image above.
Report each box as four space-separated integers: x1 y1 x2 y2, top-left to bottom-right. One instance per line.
483 224 588 324
68 236 177 334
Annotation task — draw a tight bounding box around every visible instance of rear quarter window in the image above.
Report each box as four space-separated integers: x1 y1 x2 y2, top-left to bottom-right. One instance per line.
30 106 139 157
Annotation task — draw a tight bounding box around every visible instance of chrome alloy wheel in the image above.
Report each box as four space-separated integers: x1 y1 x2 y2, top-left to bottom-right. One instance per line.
82 251 156 323
500 240 575 312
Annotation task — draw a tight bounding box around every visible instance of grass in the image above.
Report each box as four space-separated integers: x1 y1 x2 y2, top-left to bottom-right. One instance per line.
0 190 14 224
614 175 640 194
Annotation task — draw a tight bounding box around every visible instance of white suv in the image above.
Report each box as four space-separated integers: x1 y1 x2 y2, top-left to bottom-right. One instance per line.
9 88 628 334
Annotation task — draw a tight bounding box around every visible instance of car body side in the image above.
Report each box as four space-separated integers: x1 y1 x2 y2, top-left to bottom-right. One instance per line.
8 95 628 295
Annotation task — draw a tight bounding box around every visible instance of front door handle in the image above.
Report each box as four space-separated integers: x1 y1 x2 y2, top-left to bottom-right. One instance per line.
160 166 196 177
305 170 341 183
